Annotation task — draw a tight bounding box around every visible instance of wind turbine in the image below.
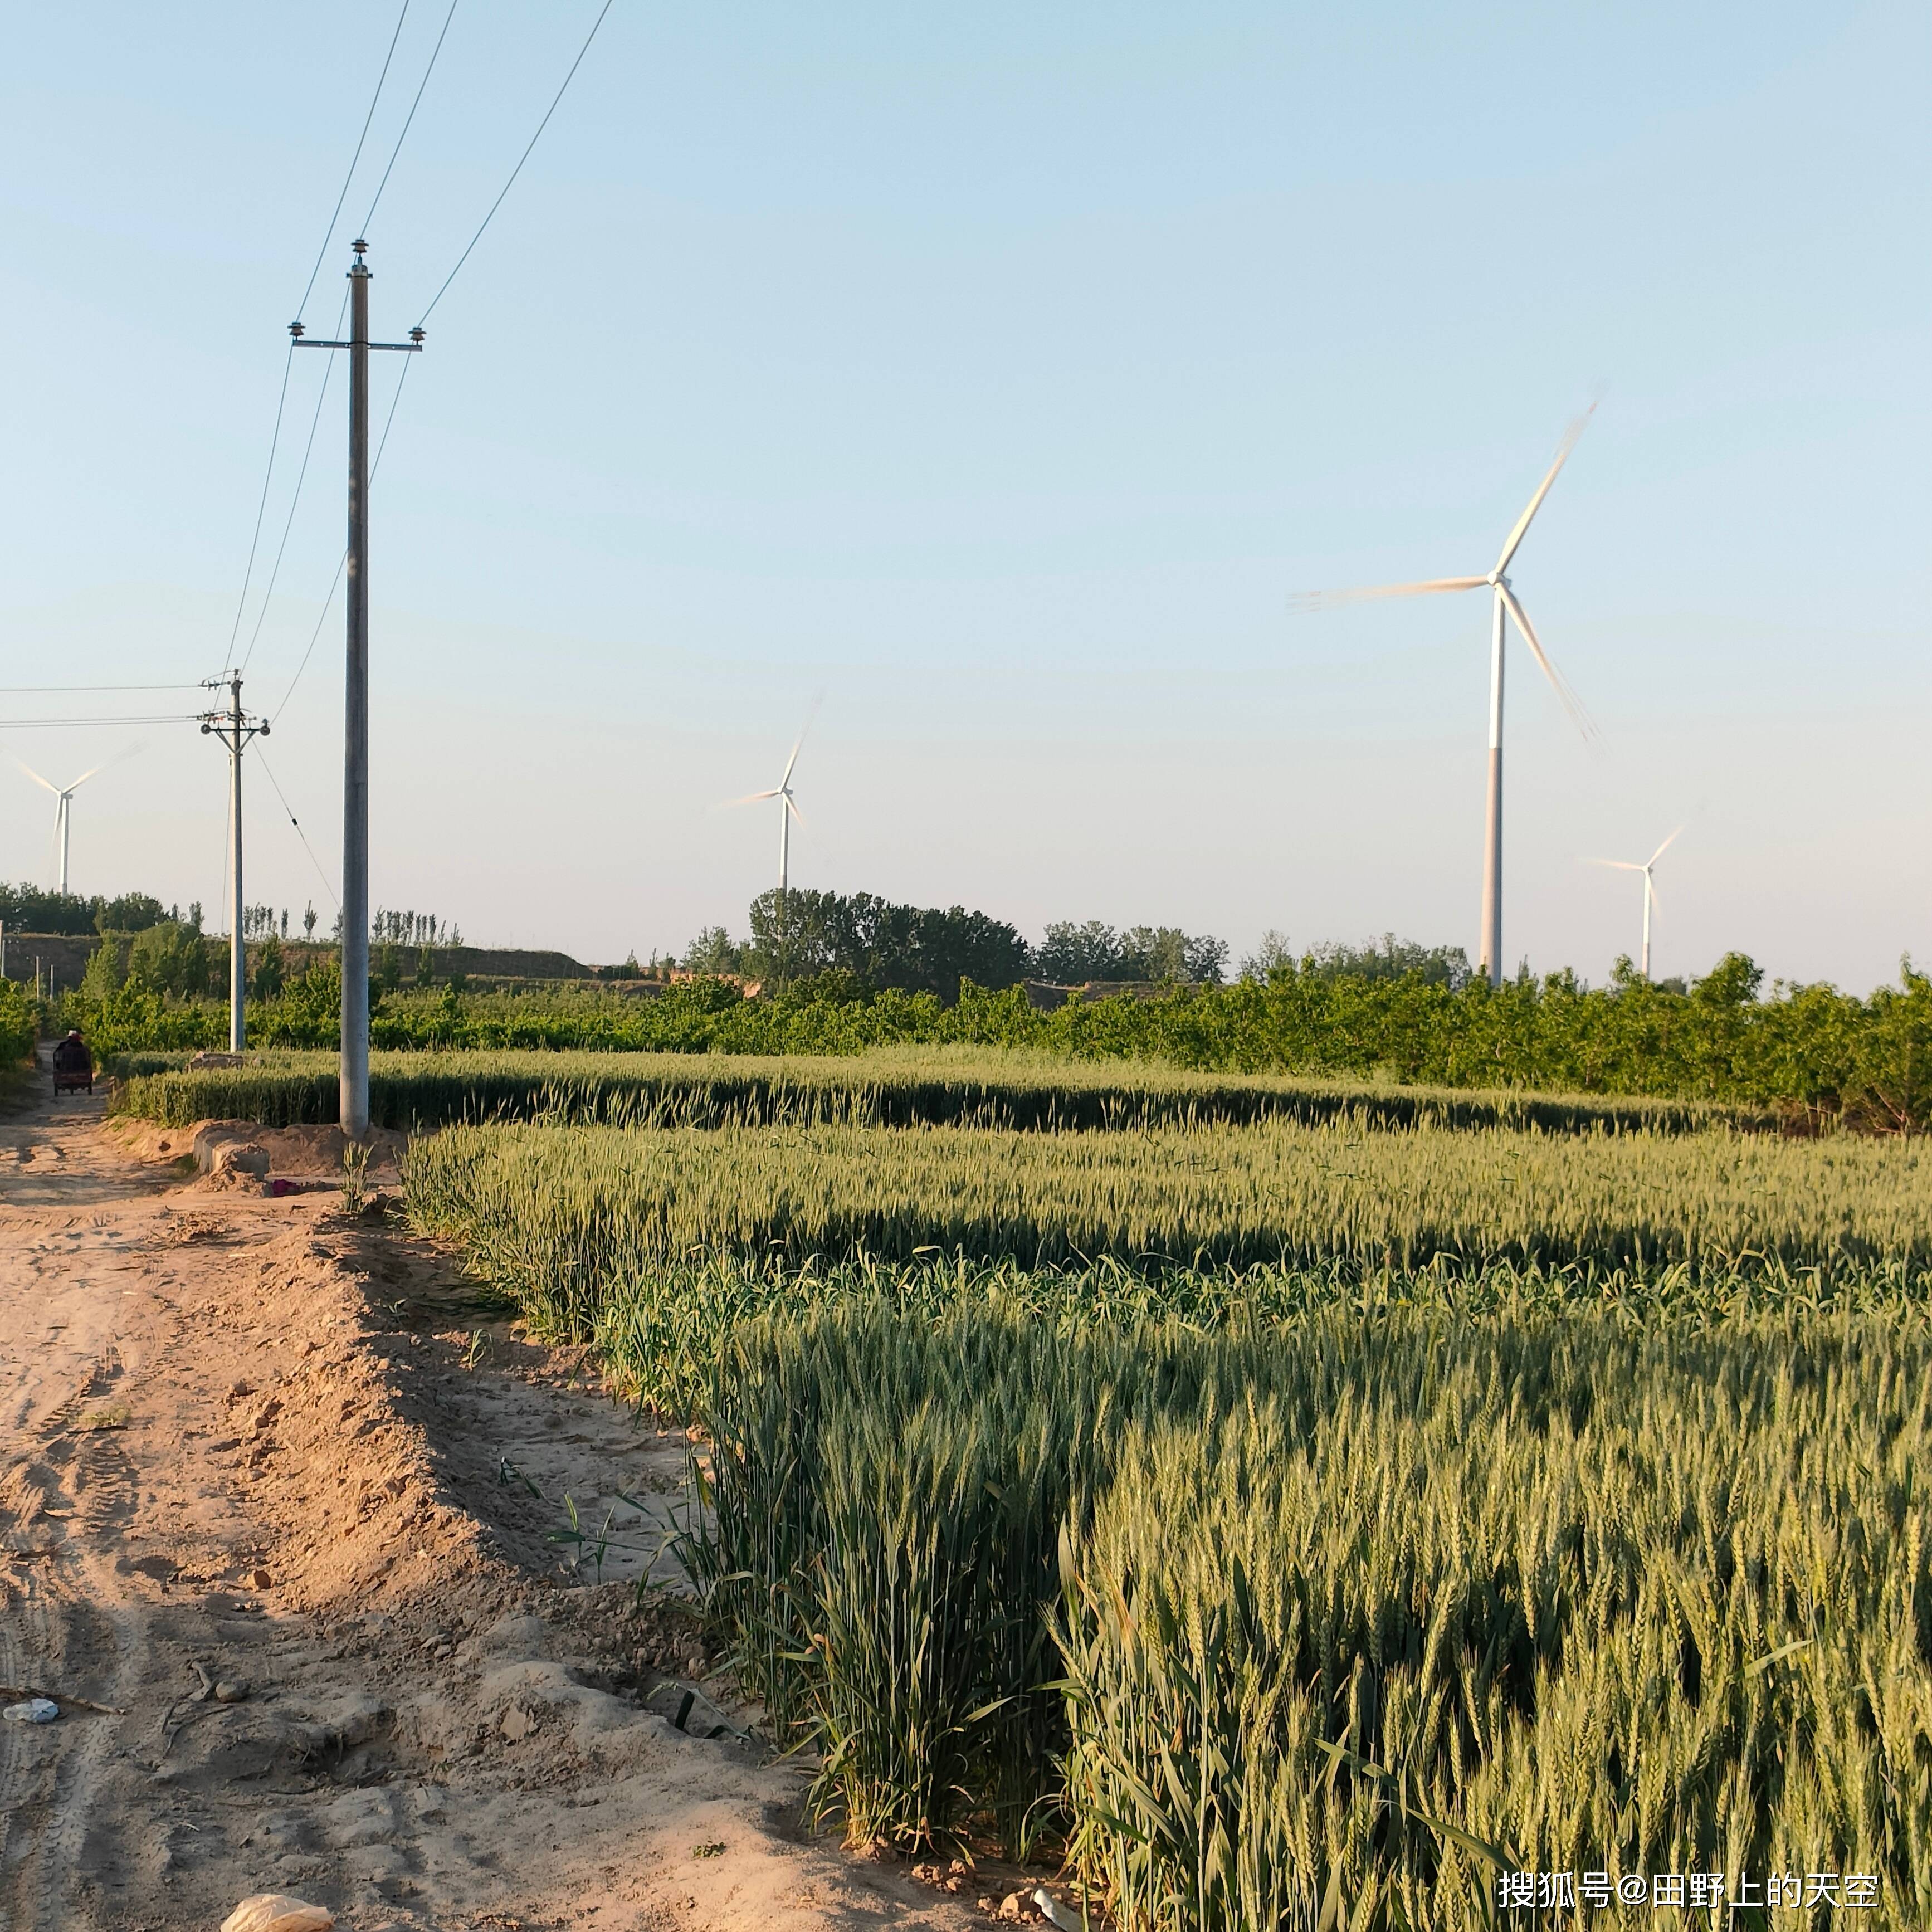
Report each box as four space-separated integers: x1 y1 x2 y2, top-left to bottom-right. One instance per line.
732 726 809 894
13 758 106 895
1592 828 1679 979
1294 408 1598 984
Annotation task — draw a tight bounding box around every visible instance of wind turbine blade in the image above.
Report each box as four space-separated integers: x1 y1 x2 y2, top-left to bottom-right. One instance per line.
1498 582 1597 740
1492 404 1596 577
779 692 825 787
1588 858 1643 871
728 788 782 806
69 766 106 791
1290 577 1487 614
10 755 58 794
1647 825 1682 867
785 797 805 827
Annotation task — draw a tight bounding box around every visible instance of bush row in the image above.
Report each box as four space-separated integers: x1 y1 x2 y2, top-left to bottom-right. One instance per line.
60 949 1932 1127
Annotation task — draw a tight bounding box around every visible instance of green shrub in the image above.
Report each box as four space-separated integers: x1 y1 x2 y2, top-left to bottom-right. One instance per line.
58 982 223 1056
80 934 129 1001
252 957 341 1047
126 919 212 999
251 933 286 1001
0 975 35 1067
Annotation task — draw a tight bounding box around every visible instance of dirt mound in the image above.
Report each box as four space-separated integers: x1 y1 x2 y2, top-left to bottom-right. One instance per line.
110 1117 407 1184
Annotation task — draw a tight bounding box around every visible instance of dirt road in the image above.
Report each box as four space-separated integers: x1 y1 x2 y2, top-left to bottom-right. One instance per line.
0 1060 988 1932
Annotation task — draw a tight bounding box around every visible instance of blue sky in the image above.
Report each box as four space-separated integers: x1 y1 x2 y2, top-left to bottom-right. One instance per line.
2 2 1925 984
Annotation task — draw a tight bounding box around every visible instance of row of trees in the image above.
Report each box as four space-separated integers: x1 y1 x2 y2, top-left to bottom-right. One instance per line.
679 895 1487 1000
45 940 1932 1128
242 903 326 941
77 923 293 1003
80 923 220 1001
14 879 1466 1009
682 891 1233 998
0 884 199 938
0 883 454 953
236 905 452 947
1035 921 1230 985
371 908 458 947
1240 930 1477 990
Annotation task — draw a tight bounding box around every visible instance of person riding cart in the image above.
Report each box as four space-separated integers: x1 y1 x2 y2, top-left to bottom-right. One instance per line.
52 1030 94 1097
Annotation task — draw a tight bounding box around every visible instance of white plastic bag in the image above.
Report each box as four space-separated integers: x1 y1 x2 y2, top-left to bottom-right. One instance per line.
220 1896 336 1932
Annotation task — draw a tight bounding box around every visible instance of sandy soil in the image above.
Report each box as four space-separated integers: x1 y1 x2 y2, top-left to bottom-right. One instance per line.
0 1058 1034 1932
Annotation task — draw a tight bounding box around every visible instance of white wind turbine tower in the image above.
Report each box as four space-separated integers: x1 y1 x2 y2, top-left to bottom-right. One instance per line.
1295 408 1599 984
1592 828 1680 979
13 758 106 895
731 721 811 894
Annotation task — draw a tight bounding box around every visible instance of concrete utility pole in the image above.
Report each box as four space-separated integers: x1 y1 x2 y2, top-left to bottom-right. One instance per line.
294 240 423 1138
199 673 268 1052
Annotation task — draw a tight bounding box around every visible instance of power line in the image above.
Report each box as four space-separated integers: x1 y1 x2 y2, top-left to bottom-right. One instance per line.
238 285 352 677
239 0 452 686
222 339 297 669
0 684 203 695
0 715 199 729
296 0 414 323
362 0 462 235
416 0 614 326
255 743 341 913
225 2 412 686
272 353 414 725
277 557 349 726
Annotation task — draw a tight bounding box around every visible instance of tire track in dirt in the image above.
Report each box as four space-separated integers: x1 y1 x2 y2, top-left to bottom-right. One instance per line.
0 1067 1008 1931
0 1320 148 1931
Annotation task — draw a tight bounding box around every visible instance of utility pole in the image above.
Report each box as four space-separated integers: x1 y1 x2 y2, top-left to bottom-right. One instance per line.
199 673 268 1052
294 240 423 1138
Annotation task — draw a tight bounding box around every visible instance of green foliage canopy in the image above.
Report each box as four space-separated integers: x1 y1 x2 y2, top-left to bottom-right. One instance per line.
0 882 174 936
745 887 1033 997
125 920 211 999
0 975 34 1066
1036 919 1228 984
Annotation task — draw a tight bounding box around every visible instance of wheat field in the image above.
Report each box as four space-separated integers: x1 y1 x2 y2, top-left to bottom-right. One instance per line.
686 1307 1932 1926
407 1112 1930 1286
402 1104 1932 1923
